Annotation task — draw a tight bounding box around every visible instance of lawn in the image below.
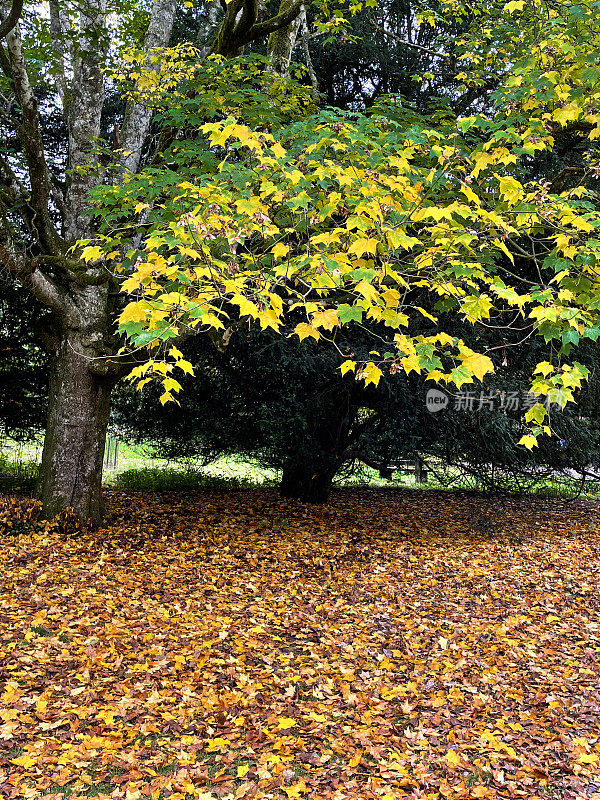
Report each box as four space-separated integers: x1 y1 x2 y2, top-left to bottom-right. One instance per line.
1 489 600 800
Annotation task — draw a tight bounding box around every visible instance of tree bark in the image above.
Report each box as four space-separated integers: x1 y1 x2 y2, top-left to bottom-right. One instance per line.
37 330 118 522
267 0 302 75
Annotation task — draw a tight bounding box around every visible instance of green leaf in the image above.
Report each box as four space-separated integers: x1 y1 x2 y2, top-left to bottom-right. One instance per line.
337 304 363 324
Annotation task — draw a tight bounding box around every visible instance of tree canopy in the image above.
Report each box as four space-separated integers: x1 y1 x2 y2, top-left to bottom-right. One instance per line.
87 0 600 450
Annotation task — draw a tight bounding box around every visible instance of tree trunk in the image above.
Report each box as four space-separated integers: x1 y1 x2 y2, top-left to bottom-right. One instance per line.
280 458 338 503
267 0 302 75
37 331 117 524
279 392 357 503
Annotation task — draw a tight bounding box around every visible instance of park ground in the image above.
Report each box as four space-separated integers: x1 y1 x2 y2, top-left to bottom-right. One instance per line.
1 489 600 800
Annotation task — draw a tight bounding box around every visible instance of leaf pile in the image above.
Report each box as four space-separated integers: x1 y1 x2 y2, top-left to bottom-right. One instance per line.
0 497 81 538
1 489 600 800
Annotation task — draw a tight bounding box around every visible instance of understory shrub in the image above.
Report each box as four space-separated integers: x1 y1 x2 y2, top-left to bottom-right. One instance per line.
0 453 39 493
109 466 257 492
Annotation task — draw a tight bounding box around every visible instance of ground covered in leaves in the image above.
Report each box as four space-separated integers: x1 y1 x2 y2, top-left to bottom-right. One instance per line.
1 489 600 800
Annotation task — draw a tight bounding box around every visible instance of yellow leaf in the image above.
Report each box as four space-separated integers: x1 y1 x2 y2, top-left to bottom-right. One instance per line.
340 360 356 375
355 278 379 304
461 184 481 205
518 434 538 450
359 362 383 387
162 377 182 393
294 323 320 341
497 175 524 202
387 229 421 250
577 753 599 764
312 309 339 331
401 354 422 375
535 361 554 377
348 237 378 257
553 102 581 127
445 750 462 769
276 717 297 730
11 754 36 768
272 242 290 259
349 751 362 767
308 712 326 722
176 359 194 375
237 764 250 777
232 295 259 320
119 302 149 324
283 780 309 797
493 237 515 264
258 309 281 331
272 142 286 159
81 245 103 262
460 352 494 381
206 737 230 752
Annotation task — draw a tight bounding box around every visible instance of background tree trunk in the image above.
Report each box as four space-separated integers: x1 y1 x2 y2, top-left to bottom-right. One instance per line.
279 393 357 502
280 458 338 502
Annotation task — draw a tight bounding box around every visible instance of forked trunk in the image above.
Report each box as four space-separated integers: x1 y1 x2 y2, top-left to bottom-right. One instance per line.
37 332 117 525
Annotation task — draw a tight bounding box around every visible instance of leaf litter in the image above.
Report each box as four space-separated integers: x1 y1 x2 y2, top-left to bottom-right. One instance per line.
1 488 600 800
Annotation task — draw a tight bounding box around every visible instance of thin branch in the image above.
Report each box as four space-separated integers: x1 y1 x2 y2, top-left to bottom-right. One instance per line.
371 22 450 60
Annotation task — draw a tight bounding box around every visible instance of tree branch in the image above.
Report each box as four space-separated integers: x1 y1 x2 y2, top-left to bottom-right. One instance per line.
0 0 23 39
0 214 70 316
235 0 259 43
239 0 303 48
210 0 303 56
120 0 177 175
4 21 63 255
343 449 395 479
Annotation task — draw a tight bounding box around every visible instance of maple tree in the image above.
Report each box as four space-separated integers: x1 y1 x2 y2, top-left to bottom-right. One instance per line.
2 488 600 799
3 0 600 524
94 0 600 458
